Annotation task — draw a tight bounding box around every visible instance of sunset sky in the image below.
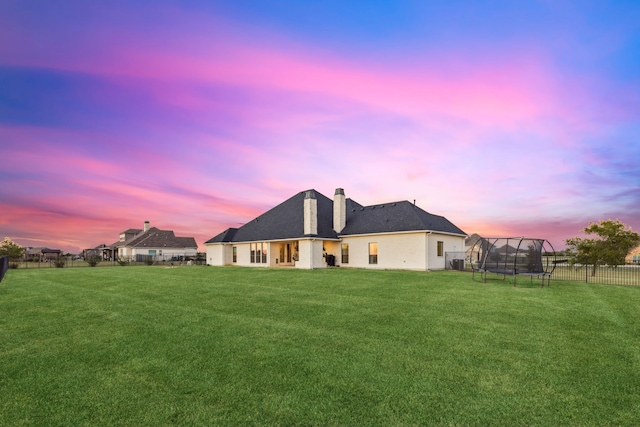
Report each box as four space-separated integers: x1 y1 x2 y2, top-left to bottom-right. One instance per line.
1 0 639 253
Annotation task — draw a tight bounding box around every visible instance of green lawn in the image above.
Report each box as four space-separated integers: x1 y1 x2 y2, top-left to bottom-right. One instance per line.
1 267 639 426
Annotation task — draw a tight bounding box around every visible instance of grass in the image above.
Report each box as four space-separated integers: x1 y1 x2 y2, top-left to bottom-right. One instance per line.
1 266 639 426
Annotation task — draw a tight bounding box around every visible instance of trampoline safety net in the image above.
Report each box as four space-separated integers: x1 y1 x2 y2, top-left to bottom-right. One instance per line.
469 237 556 286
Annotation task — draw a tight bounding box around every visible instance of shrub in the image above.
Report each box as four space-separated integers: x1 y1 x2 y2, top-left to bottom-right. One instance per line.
54 257 66 268
9 262 19 269
86 256 101 267
117 257 130 266
145 256 154 266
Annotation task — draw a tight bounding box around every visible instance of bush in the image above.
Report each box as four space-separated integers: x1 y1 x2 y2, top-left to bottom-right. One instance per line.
9 262 19 269
86 256 101 267
145 256 154 266
117 257 130 266
54 257 66 268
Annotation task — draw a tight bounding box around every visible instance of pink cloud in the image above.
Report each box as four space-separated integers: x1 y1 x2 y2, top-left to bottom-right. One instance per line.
0 5 564 130
1 4 637 256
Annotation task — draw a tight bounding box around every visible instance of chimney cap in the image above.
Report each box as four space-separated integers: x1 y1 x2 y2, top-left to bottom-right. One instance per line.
334 188 345 195
304 190 316 199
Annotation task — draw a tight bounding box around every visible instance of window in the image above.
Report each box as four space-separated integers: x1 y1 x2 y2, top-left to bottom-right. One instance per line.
232 246 237 263
250 243 267 264
341 244 349 264
369 242 378 264
437 241 444 257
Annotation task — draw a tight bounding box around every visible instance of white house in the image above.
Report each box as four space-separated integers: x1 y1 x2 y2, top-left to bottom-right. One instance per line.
205 188 466 270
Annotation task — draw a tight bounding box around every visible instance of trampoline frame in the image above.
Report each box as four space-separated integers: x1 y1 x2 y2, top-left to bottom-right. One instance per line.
470 237 557 287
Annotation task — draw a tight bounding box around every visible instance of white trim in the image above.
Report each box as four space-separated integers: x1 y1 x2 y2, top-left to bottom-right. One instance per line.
205 236 341 245
338 230 466 238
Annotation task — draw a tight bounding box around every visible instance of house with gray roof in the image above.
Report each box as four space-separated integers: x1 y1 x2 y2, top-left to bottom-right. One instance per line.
205 188 466 270
112 221 198 262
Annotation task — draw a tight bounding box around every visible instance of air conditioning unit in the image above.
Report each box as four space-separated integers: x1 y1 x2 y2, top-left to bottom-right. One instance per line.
452 259 465 271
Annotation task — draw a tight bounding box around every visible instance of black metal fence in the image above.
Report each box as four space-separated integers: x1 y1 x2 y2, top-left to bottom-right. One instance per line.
12 255 207 269
449 251 640 286
550 263 640 286
0 255 8 282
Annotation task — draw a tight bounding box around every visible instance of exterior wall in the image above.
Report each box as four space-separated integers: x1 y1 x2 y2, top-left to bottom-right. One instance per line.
235 243 255 267
339 232 428 270
118 247 131 258
207 242 269 267
297 239 325 269
131 247 197 260
426 234 466 270
205 233 466 270
337 232 466 270
323 241 341 266
206 244 227 266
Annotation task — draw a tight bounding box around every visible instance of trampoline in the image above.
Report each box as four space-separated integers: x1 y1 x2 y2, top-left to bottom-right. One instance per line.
469 237 557 287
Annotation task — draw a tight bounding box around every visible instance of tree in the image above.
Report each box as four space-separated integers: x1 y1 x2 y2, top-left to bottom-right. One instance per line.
0 237 25 262
565 220 640 276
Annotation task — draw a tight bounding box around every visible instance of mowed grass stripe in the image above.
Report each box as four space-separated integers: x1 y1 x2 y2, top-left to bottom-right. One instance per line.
1 267 639 426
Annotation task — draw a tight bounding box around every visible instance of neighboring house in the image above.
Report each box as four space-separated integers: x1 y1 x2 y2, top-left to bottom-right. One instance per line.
83 244 111 260
205 188 467 270
465 233 482 262
627 244 640 264
24 247 62 261
108 221 198 261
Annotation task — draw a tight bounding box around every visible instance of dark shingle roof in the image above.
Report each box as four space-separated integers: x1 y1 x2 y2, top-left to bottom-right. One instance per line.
340 200 466 236
118 227 197 249
206 190 466 243
205 228 238 244
207 190 339 243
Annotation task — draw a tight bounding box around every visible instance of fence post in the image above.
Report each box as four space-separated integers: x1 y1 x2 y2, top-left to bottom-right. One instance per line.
585 264 588 283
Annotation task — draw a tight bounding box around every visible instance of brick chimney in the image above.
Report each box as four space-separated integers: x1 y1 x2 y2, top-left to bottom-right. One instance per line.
303 190 318 236
333 188 346 233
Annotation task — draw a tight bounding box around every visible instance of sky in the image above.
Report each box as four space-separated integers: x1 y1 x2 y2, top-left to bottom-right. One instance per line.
1 0 639 254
